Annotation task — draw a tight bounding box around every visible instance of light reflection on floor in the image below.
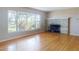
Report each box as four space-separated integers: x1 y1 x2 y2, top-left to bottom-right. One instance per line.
7 35 41 51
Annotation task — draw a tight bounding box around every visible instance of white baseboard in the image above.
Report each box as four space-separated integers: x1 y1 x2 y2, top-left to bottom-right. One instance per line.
70 33 79 36
0 31 44 42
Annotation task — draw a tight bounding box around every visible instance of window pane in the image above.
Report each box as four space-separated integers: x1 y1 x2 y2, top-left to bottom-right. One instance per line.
26 14 36 31
8 11 16 33
36 22 40 29
26 15 32 31
36 14 40 19
36 15 41 21
31 14 36 30
36 14 41 29
16 13 27 31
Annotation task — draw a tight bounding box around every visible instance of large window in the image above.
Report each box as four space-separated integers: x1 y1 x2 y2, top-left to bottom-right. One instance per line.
8 10 41 33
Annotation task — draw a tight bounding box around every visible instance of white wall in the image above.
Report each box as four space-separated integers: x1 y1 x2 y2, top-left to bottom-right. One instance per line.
48 8 79 18
70 17 79 36
0 7 46 42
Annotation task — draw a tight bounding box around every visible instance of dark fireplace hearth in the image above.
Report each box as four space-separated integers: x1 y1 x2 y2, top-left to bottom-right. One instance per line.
48 24 61 33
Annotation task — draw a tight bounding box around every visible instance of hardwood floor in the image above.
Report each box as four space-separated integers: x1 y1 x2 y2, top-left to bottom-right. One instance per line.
0 32 79 51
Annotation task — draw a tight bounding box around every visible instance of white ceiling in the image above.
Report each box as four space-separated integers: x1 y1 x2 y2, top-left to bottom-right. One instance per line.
32 7 72 12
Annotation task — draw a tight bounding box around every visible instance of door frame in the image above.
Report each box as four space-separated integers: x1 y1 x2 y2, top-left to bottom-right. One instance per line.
68 17 71 35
